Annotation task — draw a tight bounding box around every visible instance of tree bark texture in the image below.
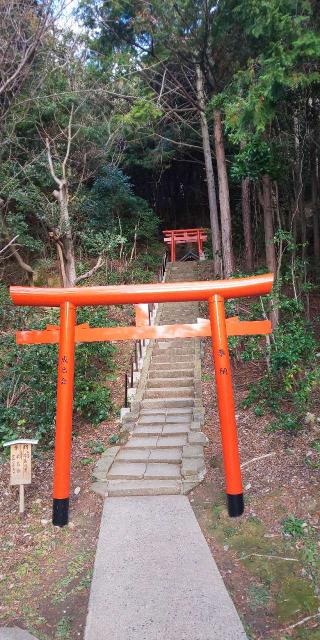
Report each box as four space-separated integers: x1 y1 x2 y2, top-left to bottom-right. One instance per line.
312 146 320 261
262 175 276 274
213 110 234 277
195 65 222 277
241 177 254 272
262 175 278 327
54 183 77 287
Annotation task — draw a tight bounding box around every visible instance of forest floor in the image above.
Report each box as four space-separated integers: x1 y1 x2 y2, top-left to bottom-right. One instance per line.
191 337 320 640
0 282 319 640
0 304 133 640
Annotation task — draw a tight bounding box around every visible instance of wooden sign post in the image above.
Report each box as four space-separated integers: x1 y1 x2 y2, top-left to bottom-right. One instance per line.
3 439 38 514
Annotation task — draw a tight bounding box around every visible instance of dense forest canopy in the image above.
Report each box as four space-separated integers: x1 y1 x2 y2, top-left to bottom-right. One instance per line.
0 0 320 442
1 0 320 282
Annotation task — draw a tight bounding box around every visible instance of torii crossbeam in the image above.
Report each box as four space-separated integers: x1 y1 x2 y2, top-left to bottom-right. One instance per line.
10 273 273 526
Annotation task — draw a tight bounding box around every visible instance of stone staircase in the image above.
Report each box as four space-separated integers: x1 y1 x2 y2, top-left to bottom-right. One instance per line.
92 262 207 497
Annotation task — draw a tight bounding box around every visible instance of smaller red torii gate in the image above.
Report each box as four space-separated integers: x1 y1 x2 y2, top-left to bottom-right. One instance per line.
10 273 273 527
163 228 207 261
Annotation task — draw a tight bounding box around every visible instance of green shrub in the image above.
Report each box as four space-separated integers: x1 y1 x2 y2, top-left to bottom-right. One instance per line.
282 515 306 537
0 297 115 446
238 291 319 431
241 318 319 430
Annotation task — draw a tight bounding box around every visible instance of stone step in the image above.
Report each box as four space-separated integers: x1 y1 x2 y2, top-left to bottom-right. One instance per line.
137 409 192 425
155 340 195 347
144 463 181 480
160 317 196 321
144 387 194 399
161 424 191 435
106 459 194 482
125 437 158 449
133 425 163 436
140 407 193 416
169 271 196 275
148 369 194 379
160 310 196 314
159 320 197 325
149 361 194 372
149 448 182 463
152 352 195 360
106 479 182 496
161 311 197 315
146 377 194 388
116 449 151 463
115 448 183 463
107 462 147 479
125 434 188 449
141 398 194 408
156 435 188 448
133 424 190 436
153 347 194 356
151 354 194 364
153 346 195 355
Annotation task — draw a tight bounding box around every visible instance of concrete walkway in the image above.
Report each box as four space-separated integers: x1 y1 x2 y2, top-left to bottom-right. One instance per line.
85 496 247 640
85 263 247 640
0 629 38 640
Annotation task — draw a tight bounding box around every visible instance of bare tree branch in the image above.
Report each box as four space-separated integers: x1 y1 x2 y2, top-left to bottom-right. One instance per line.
0 234 19 255
45 137 62 187
62 106 74 180
75 255 104 284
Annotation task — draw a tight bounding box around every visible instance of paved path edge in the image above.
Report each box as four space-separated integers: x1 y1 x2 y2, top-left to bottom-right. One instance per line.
84 495 248 640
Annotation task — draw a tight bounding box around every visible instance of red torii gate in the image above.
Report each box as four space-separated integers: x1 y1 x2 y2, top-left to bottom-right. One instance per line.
10 273 273 526
163 228 207 261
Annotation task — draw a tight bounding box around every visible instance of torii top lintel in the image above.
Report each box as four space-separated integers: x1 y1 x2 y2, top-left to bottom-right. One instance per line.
10 274 273 308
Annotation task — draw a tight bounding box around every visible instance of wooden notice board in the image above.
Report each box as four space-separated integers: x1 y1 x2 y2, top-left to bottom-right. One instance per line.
10 442 32 485
3 438 38 514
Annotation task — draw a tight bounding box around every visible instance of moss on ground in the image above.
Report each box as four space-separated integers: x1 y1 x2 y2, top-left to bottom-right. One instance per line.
207 501 320 631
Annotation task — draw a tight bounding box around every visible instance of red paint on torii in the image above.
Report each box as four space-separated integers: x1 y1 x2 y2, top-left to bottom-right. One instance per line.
163 228 207 261
10 273 273 527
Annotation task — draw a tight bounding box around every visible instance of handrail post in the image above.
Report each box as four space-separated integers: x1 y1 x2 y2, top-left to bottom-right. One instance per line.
52 301 76 527
130 357 134 387
124 373 128 408
208 294 244 517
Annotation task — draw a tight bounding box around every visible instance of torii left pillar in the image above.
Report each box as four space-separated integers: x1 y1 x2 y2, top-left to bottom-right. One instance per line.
53 302 76 526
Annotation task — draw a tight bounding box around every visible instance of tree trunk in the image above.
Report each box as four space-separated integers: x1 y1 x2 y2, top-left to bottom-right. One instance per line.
241 177 254 271
312 146 320 261
313 206 320 262
195 65 222 277
261 175 276 273
213 110 234 277
56 242 67 287
261 175 278 327
54 183 77 287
